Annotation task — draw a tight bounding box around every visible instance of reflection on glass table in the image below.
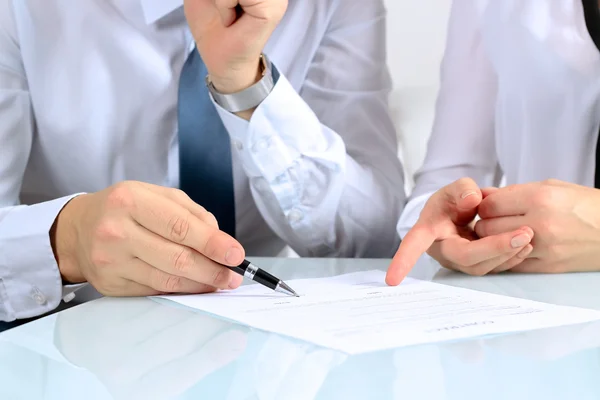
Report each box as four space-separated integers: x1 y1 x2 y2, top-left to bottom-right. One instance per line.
0 257 600 400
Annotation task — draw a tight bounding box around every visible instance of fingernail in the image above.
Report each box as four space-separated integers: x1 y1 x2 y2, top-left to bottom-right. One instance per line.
511 233 531 248
225 247 243 265
461 191 477 199
229 273 243 289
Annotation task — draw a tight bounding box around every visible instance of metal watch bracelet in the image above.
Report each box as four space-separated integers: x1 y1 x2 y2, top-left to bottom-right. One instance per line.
206 54 274 113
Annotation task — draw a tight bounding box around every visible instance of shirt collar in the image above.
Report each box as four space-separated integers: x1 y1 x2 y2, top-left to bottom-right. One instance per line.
140 0 183 24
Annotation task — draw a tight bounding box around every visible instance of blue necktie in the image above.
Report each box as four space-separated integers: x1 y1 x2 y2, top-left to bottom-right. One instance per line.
178 48 236 237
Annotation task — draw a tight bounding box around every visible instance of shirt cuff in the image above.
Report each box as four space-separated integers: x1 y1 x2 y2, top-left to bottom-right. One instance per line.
0 194 83 321
212 64 325 181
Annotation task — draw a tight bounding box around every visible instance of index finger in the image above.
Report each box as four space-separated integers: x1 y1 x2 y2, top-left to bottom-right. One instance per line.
386 223 436 286
481 187 499 198
478 184 535 219
129 187 245 266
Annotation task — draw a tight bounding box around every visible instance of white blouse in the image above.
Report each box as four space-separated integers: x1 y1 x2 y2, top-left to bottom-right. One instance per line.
398 0 600 236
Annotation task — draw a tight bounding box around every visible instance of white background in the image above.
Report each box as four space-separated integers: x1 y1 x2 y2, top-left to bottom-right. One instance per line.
383 0 452 189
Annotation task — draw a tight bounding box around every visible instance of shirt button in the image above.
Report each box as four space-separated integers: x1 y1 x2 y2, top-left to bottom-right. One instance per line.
233 140 243 151
287 208 304 224
63 292 76 303
31 287 46 305
253 137 271 153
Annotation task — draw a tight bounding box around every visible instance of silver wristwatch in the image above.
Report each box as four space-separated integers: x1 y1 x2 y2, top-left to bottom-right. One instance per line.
206 54 275 113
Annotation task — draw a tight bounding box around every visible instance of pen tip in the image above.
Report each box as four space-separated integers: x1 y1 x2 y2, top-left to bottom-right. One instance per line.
275 282 299 297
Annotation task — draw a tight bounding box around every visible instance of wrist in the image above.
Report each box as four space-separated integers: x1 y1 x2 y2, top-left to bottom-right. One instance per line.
51 195 86 284
209 58 263 94
207 54 274 119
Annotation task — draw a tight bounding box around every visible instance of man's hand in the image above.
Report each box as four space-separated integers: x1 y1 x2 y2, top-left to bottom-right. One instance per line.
184 0 288 94
386 178 534 286
475 179 600 273
51 181 245 296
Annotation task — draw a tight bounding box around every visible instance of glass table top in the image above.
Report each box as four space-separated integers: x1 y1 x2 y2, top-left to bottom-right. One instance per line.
1 257 600 400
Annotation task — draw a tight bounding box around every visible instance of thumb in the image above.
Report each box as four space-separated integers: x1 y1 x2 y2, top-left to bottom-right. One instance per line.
440 178 482 226
386 223 436 286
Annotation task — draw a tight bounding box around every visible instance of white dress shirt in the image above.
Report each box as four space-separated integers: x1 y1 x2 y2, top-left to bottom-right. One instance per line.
0 0 405 322
398 0 600 237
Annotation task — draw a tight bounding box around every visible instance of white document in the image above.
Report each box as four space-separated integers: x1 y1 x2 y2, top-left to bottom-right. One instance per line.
157 270 600 354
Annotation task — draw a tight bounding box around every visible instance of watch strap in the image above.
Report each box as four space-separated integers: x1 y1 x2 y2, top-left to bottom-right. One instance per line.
207 54 274 113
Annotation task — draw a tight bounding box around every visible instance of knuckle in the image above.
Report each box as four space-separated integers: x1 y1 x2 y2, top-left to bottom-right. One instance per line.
532 186 556 208
167 212 191 242
94 219 126 242
205 211 219 229
150 268 184 293
106 182 137 210
162 275 184 293
171 247 194 274
541 178 561 187
194 203 208 214
172 188 191 203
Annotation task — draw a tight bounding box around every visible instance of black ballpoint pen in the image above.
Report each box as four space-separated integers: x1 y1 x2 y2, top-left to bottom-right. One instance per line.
228 260 299 297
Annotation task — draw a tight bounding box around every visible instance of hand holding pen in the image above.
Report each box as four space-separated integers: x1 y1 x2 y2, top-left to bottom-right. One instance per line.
227 260 299 297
